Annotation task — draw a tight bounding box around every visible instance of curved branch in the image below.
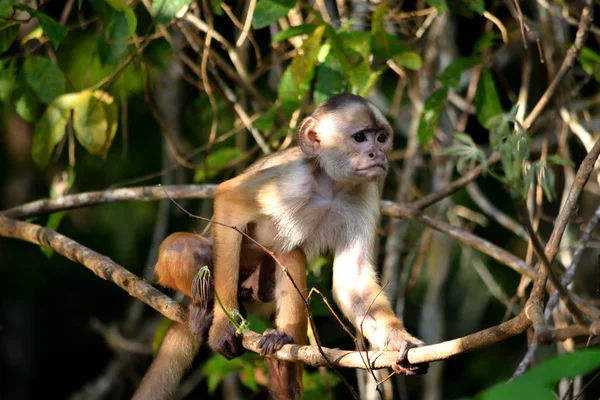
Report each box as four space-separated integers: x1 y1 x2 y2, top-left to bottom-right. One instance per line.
0 185 218 219
0 216 594 370
1 185 534 278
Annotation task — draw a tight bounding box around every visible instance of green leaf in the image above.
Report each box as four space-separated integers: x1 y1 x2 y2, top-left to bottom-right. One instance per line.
151 0 192 26
474 31 501 54
392 51 423 70
22 56 66 103
32 90 118 167
18 4 68 49
210 0 224 16
253 105 277 132
194 147 243 182
315 52 347 105
278 25 326 117
474 68 503 129
105 0 137 37
72 91 118 157
204 355 247 394
578 47 600 82
272 24 316 44
425 0 447 12
479 350 600 400
152 318 173 353
438 56 480 88
545 155 574 167
0 59 16 102
446 0 485 17
31 103 70 168
370 0 389 57
0 0 16 18
142 38 172 69
252 0 296 29
40 211 66 258
418 87 448 147
13 84 40 122
0 21 19 54
97 11 130 65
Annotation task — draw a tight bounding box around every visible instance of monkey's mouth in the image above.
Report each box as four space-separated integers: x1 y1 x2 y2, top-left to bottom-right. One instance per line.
356 164 387 172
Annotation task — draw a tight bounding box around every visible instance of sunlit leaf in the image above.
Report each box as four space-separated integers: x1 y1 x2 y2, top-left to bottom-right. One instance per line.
152 0 191 25
0 21 19 54
72 91 118 157
31 103 70 168
13 84 40 122
474 67 502 129
438 56 480 88
278 25 325 117
18 4 68 49
194 147 243 182
21 26 43 45
272 24 316 44
253 0 295 29
393 51 423 70
418 87 448 147
22 56 66 103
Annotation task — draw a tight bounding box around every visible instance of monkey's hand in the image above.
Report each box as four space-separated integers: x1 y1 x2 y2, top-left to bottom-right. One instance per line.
208 310 246 360
257 329 294 356
385 329 429 376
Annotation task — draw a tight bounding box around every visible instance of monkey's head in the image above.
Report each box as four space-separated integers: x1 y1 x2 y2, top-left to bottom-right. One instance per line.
298 93 393 183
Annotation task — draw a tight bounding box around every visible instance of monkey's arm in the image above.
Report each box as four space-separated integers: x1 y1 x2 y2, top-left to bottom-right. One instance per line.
332 236 428 375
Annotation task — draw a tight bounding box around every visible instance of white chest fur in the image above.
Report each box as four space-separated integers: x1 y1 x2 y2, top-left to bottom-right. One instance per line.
255 162 379 258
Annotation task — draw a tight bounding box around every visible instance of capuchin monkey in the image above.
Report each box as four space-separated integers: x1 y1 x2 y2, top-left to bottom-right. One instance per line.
133 93 428 400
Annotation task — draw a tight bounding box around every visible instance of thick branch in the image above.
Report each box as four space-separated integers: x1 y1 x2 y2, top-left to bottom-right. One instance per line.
1 186 535 278
0 185 218 219
0 216 592 370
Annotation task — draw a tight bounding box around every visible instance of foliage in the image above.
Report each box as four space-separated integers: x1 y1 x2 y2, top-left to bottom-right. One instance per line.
1 1 599 399
464 349 600 400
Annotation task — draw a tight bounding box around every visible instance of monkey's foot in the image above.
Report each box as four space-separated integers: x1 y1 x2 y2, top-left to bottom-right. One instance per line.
392 342 429 376
209 319 245 360
257 329 293 356
189 303 213 343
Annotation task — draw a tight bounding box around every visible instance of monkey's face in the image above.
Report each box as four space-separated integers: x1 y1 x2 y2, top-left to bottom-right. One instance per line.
303 102 393 183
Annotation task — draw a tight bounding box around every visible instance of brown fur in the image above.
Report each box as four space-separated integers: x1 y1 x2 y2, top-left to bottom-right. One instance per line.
135 94 427 400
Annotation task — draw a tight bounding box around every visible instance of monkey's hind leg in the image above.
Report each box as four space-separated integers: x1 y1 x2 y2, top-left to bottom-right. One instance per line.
265 250 308 400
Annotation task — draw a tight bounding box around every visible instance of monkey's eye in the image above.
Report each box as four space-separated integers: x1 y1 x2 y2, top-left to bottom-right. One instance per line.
353 133 367 143
377 133 388 143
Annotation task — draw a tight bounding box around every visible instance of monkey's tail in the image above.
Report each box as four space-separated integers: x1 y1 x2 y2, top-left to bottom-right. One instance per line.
132 322 199 400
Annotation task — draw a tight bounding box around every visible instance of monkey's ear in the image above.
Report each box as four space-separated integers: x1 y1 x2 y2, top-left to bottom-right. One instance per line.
298 117 320 156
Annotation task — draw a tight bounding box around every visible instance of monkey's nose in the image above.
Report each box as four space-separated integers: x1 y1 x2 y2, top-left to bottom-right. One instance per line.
368 152 375 158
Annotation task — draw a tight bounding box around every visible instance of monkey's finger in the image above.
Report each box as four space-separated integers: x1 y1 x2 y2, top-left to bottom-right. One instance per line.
258 330 294 356
393 342 429 376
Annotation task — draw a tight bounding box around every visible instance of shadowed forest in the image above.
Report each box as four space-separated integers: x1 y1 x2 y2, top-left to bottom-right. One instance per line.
1 0 600 399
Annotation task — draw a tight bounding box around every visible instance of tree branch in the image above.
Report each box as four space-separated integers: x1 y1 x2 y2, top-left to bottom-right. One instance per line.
0 216 595 370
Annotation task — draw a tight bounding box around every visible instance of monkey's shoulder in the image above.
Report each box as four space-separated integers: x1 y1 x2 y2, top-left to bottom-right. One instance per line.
243 147 307 175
